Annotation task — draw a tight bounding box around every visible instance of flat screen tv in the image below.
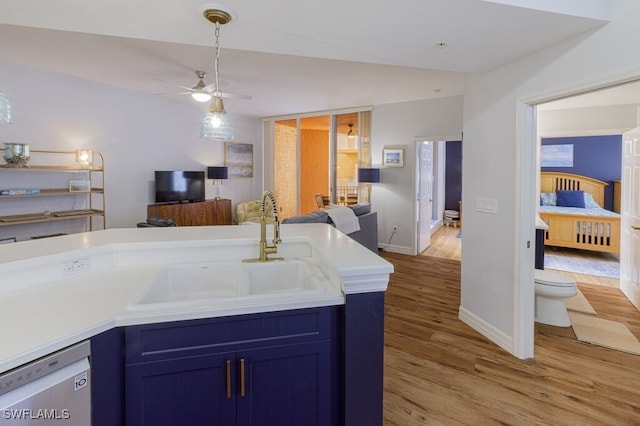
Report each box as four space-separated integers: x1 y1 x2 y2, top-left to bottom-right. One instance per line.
154 171 205 204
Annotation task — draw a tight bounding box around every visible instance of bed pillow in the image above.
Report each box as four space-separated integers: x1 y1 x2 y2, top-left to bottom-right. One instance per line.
583 192 601 208
555 190 585 208
540 192 556 206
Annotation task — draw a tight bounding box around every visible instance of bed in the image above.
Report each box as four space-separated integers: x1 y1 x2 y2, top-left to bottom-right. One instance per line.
539 172 620 254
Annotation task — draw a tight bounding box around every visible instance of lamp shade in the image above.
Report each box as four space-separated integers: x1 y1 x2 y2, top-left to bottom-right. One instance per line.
358 168 380 183
207 166 228 180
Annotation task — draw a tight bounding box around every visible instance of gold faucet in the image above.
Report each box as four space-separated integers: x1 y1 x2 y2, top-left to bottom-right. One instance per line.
244 191 282 262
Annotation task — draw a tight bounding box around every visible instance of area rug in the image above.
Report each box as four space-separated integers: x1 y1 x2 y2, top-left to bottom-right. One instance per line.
544 248 620 279
564 289 597 315
568 311 640 356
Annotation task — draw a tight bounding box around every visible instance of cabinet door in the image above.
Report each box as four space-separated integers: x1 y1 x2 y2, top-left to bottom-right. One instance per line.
236 341 332 426
126 352 236 426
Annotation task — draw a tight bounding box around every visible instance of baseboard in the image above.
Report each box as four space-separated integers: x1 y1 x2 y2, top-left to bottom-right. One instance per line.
378 244 413 255
459 306 515 356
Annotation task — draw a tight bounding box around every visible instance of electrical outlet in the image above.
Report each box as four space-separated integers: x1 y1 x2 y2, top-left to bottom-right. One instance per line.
393 225 398 231
63 258 90 276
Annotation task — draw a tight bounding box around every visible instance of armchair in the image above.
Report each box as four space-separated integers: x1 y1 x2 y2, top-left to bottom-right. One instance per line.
236 200 263 224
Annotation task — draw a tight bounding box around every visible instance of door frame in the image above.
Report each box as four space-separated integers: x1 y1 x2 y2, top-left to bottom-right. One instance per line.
413 135 460 255
515 68 640 359
416 140 433 254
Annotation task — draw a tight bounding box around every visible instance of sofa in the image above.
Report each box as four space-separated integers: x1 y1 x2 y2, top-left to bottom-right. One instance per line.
282 203 378 253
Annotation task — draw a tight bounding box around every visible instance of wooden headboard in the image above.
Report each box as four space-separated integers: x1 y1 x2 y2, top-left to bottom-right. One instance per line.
540 172 607 206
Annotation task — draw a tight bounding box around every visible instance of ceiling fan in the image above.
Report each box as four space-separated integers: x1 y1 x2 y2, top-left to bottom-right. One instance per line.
156 70 251 103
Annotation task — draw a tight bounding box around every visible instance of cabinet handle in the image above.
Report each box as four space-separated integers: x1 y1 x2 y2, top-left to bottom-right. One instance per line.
240 358 246 397
632 226 640 231
226 360 232 399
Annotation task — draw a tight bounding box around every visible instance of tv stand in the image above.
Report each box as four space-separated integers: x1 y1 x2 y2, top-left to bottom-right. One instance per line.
147 199 231 226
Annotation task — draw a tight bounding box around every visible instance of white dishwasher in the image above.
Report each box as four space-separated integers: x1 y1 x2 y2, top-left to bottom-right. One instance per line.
0 341 91 425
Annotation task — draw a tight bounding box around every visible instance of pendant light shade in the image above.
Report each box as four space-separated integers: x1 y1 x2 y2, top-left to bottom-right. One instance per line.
0 91 12 124
201 96 233 141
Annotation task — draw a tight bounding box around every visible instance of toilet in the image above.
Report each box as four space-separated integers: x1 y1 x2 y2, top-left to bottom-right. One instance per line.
534 269 577 327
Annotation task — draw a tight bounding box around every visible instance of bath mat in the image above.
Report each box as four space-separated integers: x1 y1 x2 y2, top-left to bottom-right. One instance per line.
568 312 640 356
563 289 597 315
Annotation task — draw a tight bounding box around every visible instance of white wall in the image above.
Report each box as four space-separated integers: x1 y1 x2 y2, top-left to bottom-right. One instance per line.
371 96 463 254
538 104 640 137
461 0 640 357
0 60 262 236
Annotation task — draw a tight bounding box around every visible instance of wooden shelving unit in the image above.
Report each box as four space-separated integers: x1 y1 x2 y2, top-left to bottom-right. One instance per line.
0 149 105 234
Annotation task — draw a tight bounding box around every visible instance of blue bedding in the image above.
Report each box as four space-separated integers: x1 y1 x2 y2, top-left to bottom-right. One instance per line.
540 205 619 218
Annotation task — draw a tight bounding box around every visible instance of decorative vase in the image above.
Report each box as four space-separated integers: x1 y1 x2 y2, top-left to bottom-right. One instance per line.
3 143 30 168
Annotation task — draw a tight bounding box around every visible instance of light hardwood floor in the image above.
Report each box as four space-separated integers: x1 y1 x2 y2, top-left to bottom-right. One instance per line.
382 251 640 425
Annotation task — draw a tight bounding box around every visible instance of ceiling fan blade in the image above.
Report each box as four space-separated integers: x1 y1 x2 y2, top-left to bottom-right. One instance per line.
221 92 253 101
152 77 195 92
154 91 193 96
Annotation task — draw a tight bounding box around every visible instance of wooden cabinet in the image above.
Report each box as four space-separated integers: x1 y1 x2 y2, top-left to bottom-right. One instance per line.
0 149 105 241
147 198 232 226
123 307 339 426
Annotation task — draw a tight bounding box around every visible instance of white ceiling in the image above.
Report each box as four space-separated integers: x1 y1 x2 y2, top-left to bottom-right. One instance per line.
0 0 612 117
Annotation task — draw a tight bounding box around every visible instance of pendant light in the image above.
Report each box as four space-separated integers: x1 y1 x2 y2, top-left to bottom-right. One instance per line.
0 91 11 124
200 5 235 141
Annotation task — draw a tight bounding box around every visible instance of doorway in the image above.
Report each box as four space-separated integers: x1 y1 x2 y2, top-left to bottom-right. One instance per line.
416 138 462 256
416 140 433 253
516 77 640 357
269 109 372 218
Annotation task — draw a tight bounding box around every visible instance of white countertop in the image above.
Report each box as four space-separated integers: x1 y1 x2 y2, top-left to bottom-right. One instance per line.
0 224 393 373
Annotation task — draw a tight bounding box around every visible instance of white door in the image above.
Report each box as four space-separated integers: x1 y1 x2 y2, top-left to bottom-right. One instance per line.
417 141 433 253
620 130 640 310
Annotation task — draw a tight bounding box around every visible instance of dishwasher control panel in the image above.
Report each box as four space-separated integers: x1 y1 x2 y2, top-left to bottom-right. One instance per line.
0 340 90 396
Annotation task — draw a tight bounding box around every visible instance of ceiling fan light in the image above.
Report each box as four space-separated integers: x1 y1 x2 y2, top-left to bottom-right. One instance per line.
0 91 12 124
192 91 212 102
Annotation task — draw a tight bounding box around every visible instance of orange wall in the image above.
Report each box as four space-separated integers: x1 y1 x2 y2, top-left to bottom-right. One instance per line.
300 129 329 214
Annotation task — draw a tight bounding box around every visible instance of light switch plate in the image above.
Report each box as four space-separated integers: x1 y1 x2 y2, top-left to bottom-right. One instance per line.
476 197 498 214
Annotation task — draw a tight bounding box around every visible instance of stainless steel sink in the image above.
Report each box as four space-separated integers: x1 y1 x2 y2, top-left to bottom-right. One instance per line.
128 258 327 311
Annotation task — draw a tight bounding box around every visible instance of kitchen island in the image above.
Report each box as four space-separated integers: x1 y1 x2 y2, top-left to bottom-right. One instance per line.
0 224 392 425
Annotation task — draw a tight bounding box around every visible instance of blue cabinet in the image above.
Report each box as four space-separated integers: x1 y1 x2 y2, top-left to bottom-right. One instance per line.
236 342 331 426
126 351 236 425
123 307 340 426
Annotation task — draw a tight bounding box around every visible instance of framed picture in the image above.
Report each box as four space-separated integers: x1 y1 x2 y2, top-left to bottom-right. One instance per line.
0 237 16 244
383 148 404 167
69 179 91 192
540 144 573 167
225 142 254 178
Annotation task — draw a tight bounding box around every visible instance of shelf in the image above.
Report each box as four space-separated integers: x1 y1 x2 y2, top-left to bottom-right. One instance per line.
0 209 104 227
0 165 103 171
0 188 104 198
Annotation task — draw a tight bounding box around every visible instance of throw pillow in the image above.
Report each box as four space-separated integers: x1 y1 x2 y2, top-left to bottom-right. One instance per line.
583 193 601 209
540 192 556 206
556 190 585 208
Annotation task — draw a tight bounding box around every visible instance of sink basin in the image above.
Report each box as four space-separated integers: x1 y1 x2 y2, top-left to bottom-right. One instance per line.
128 258 327 311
